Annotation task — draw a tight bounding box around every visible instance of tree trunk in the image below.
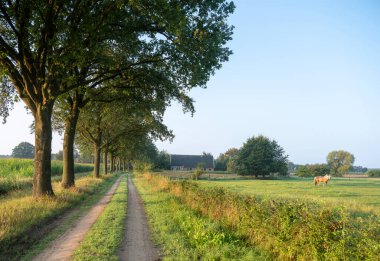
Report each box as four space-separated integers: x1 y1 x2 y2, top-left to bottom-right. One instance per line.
103 144 108 175
61 103 80 188
93 136 102 178
110 153 115 173
33 103 55 197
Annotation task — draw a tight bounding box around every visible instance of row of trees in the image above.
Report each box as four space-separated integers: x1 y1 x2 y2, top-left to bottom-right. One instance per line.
295 150 355 177
215 135 288 177
0 1 235 197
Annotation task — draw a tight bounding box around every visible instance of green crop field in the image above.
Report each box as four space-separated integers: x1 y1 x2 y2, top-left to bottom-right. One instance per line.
0 158 93 178
198 177 380 214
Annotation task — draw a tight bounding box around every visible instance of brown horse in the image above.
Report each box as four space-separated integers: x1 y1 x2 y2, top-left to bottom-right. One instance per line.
314 175 331 186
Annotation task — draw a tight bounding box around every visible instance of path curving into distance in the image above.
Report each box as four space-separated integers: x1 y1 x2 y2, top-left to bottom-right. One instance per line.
119 175 160 261
33 176 122 261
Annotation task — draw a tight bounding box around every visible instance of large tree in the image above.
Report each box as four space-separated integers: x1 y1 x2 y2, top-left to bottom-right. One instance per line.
12 141 34 158
215 147 239 172
326 150 355 176
235 135 288 177
0 1 235 196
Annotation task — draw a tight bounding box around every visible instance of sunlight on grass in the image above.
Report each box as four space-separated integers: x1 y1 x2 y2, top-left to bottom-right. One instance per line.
0 173 117 255
135 176 270 260
198 177 380 214
72 175 127 261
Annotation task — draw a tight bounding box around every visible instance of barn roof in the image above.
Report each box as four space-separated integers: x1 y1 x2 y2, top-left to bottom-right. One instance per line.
170 154 214 168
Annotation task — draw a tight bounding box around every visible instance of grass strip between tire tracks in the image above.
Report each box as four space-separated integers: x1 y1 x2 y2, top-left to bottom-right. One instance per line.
72 174 128 261
134 174 270 260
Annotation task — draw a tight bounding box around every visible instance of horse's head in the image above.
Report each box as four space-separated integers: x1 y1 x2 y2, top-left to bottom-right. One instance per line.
327 175 331 180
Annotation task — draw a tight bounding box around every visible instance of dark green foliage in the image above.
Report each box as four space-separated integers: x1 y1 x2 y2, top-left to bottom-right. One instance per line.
235 135 288 177
11 142 34 159
350 166 368 173
295 164 331 177
366 169 380 177
215 148 239 172
154 151 171 170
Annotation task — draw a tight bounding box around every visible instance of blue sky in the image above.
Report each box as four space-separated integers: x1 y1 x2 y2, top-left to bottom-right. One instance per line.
1 0 379 167
156 0 380 167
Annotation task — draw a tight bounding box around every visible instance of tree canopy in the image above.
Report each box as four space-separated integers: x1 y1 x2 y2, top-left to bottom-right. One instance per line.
326 150 355 176
0 1 235 196
12 142 34 158
235 135 288 177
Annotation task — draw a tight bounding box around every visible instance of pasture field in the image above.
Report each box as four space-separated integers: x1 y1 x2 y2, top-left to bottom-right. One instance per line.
198 177 380 214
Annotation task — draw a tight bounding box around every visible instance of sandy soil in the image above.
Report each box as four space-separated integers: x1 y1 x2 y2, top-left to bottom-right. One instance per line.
118 177 160 261
32 176 122 261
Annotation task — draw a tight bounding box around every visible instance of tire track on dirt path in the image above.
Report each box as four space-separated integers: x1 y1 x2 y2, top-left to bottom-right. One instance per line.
32 176 123 261
119 176 160 261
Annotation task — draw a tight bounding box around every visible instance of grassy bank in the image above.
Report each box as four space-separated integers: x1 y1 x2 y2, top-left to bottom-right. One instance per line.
0 173 120 260
72 174 128 261
141 173 380 260
135 174 270 260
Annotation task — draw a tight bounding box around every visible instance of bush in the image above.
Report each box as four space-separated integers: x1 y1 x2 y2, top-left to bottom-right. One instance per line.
192 163 205 180
295 164 330 177
366 169 380 177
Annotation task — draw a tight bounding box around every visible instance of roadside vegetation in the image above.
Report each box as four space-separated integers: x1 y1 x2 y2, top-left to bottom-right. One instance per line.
367 169 380 177
72 175 128 261
0 158 94 195
135 174 270 260
140 172 380 260
0 173 120 260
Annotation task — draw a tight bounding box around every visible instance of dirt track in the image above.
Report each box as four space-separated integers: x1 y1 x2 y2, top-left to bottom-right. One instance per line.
118 176 160 261
32 176 122 261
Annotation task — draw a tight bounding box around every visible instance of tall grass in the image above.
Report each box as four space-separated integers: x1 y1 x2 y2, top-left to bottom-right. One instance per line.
141 173 380 260
0 173 120 260
135 176 269 260
0 158 94 194
0 158 94 178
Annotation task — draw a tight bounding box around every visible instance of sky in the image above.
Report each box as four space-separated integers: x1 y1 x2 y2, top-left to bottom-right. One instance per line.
1 0 380 168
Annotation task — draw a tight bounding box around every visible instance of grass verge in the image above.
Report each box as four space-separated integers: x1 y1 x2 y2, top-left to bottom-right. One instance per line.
135 174 270 260
72 174 128 261
140 172 380 260
0 173 120 261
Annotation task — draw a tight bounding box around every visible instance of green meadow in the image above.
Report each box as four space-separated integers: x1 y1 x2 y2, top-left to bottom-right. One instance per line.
198 177 380 214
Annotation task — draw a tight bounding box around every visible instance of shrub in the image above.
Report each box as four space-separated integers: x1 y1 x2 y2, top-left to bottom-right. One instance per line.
366 169 380 177
192 163 205 180
295 164 330 177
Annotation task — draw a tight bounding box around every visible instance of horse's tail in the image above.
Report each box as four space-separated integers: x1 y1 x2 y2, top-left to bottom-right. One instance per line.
314 177 318 186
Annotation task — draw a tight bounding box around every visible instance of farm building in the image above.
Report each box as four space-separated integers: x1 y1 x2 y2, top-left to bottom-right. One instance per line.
170 154 214 171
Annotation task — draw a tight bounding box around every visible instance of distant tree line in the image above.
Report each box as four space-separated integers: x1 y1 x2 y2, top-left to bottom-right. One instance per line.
294 150 358 177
